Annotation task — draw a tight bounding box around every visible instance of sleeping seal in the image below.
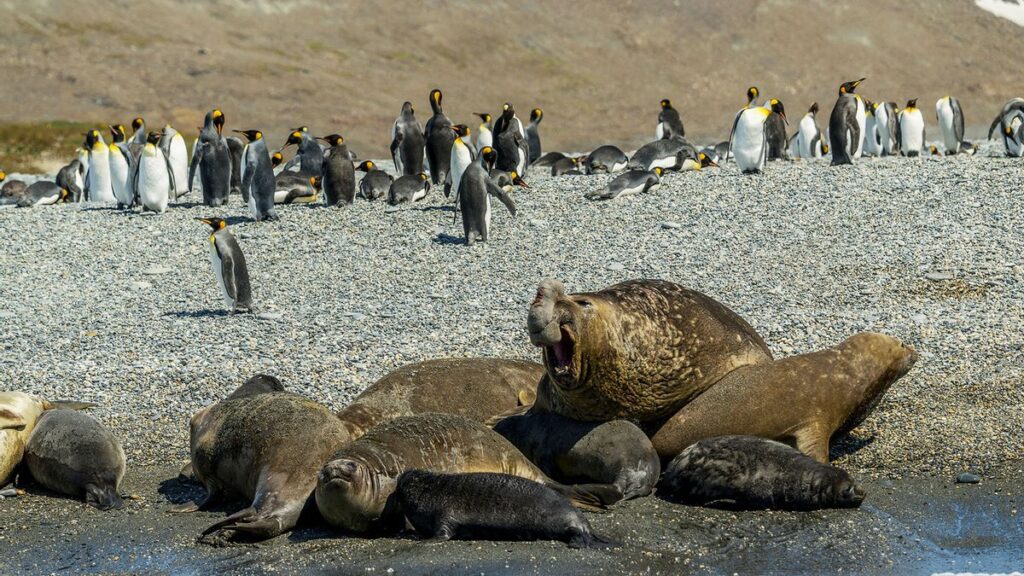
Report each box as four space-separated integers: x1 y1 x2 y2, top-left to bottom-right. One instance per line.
659 435 866 510
650 332 917 462
315 413 622 534
396 470 616 548
178 375 352 544
336 357 543 440
23 410 125 510
1 392 94 486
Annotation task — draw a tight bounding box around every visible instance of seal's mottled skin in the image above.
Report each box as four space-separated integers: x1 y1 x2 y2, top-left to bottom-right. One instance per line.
315 413 621 534
185 380 352 543
337 358 542 439
24 410 126 510
651 332 918 461
396 471 616 548
527 279 773 422
659 435 866 510
494 412 660 500
1 392 93 486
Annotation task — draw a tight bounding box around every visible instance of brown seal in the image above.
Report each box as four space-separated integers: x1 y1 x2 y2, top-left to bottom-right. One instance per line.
526 279 773 422
650 332 918 461
493 412 660 500
176 375 352 544
336 358 542 439
1 392 94 486
314 413 622 534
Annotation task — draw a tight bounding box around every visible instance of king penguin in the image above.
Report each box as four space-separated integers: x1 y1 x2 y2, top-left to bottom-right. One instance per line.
655 99 685 141
828 78 866 166
56 157 85 202
456 151 517 246
764 98 790 160
898 99 925 157
745 86 760 108
234 129 278 221
197 217 252 313
494 103 529 176
319 134 355 206
391 101 426 175
474 112 493 153
424 88 454 185
875 101 899 156
190 109 232 206
448 124 474 204
862 99 882 157
135 131 175 214
159 125 190 199
795 103 824 159
986 98 1024 157
935 96 966 155
729 99 787 174
526 108 543 164
107 125 133 208
356 161 392 201
585 167 663 201
283 130 324 178
84 129 115 203
16 181 69 207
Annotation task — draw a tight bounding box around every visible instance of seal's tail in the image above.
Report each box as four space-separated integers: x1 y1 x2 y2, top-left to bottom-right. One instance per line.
551 482 623 512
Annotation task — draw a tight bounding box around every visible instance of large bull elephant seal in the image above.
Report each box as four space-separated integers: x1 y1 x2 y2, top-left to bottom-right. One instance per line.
337 358 543 439
526 279 773 422
176 375 352 544
650 332 918 461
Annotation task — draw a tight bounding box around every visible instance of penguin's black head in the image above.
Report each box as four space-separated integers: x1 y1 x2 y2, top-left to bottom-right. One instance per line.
271 151 284 168
356 160 375 172
501 103 515 119
197 217 227 231
531 108 543 122
83 130 100 147
480 146 497 169
402 101 415 115
212 109 225 135
699 152 719 168
285 131 304 147
863 99 875 115
429 89 443 111
318 134 345 147
475 112 491 123
451 124 470 139
131 117 145 133
746 87 759 104
233 129 263 143
905 99 918 109
808 102 819 116
769 99 788 125
509 171 529 188
290 125 309 133
146 131 162 145
109 124 127 143
660 99 672 109
838 78 865 95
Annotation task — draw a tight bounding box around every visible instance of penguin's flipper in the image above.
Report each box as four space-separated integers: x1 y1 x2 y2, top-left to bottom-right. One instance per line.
213 235 240 303
726 109 743 160
486 179 517 217
163 150 177 198
188 143 204 192
987 112 1004 140
952 99 965 147
390 133 403 173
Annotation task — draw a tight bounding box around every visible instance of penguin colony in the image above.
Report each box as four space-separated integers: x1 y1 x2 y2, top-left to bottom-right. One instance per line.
0 82 1016 554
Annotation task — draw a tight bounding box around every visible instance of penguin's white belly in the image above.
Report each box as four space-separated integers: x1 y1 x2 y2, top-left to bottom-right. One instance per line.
876 112 892 154
863 116 881 156
900 112 925 154
476 129 492 152
450 145 472 199
649 155 677 171
169 136 189 195
797 116 817 158
936 103 958 153
88 149 114 202
853 100 866 158
655 123 665 140
1006 117 1024 156
109 150 131 204
412 187 427 202
617 181 647 198
32 192 61 206
138 154 169 213
484 194 492 237
207 240 232 308
733 112 767 172
610 160 628 172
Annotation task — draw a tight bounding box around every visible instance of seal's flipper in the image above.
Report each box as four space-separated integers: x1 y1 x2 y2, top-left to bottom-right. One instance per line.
0 408 26 430
219 516 285 540
169 487 217 513
199 506 257 539
85 484 124 511
483 404 531 428
550 482 623 512
41 400 97 411
178 460 195 481
568 528 618 550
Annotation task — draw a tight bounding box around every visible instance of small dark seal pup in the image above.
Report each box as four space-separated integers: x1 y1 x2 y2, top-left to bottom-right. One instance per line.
659 435 865 511
395 470 615 548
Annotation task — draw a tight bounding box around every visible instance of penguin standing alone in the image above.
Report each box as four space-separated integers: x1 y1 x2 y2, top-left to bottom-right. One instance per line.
935 96 966 155
795 103 824 158
493 103 529 176
234 129 278 221
828 78 866 166
655 99 685 140
190 109 232 206
391 102 425 175
456 151 517 246
319 134 355 206
197 217 252 313
526 108 543 164
474 113 493 153
424 89 454 185
898 99 925 157
135 131 176 214
729 99 787 174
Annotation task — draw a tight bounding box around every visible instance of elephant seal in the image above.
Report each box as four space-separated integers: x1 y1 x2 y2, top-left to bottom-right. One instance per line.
651 332 918 462
493 412 660 500
315 413 622 534
337 358 542 439
659 435 866 510
178 375 352 544
526 279 772 422
395 470 616 548
1 392 94 485
24 410 126 510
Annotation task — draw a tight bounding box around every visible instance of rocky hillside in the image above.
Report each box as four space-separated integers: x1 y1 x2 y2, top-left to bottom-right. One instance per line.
1 0 1023 169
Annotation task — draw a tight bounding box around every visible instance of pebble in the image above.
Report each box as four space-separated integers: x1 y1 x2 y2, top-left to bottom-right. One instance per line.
142 266 173 275
660 221 682 229
955 473 981 484
924 271 955 281
607 262 625 271
256 312 284 321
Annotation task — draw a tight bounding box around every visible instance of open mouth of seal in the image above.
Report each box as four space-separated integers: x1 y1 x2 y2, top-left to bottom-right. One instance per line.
545 324 577 382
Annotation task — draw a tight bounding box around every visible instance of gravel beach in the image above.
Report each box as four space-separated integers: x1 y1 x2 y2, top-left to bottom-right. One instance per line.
1 148 1022 574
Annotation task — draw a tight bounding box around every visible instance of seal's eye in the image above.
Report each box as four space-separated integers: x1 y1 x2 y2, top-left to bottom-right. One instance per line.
576 299 593 309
